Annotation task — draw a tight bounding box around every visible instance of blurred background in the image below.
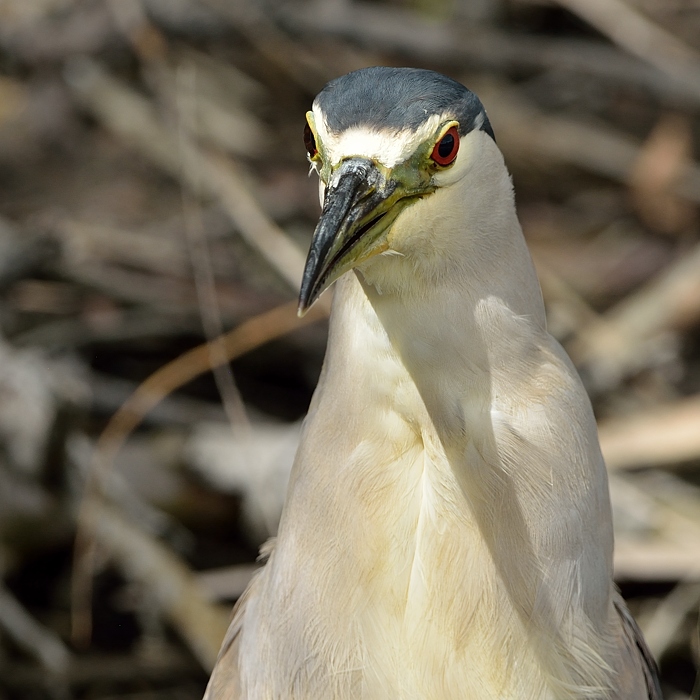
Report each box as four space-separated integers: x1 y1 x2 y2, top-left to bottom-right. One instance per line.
0 0 699 697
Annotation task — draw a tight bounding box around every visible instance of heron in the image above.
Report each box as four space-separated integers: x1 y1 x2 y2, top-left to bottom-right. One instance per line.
204 66 661 700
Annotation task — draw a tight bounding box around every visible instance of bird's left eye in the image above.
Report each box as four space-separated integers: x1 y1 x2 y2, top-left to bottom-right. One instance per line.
430 127 459 166
304 122 318 159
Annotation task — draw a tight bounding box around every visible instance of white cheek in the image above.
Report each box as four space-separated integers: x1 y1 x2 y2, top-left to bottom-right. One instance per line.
431 140 475 188
430 130 500 190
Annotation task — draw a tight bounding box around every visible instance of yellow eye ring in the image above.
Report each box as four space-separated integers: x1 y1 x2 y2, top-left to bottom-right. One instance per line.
304 121 317 159
430 126 460 166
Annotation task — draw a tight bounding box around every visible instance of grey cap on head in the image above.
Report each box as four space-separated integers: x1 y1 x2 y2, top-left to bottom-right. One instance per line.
314 66 495 141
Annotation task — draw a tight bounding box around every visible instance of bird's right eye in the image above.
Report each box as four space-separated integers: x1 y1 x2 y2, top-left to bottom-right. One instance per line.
304 123 318 159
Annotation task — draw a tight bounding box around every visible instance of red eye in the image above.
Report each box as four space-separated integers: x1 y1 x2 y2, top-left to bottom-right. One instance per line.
430 126 459 166
304 122 317 158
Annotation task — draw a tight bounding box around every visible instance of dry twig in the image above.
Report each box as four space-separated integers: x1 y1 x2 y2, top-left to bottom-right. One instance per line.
552 0 700 102
643 582 700 659
570 242 700 389
176 61 252 461
280 0 700 107
0 581 71 673
72 301 327 644
612 473 700 581
81 500 230 671
600 394 700 471
64 57 309 291
476 80 700 204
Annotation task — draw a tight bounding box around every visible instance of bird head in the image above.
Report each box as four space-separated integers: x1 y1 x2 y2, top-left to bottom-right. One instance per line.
298 67 497 314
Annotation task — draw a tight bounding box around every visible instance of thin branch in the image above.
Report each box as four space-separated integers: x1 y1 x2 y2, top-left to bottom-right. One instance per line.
279 0 700 107
81 500 231 671
0 581 71 673
553 0 700 101
63 57 310 291
569 242 700 390
642 582 700 659
176 60 252 459
71 301 327 644
600 394 700 471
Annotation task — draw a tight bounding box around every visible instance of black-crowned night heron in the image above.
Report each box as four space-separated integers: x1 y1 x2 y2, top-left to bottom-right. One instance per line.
205 67 661 700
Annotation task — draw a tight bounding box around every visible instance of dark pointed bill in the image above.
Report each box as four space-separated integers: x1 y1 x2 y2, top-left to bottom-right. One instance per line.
298 158 398 314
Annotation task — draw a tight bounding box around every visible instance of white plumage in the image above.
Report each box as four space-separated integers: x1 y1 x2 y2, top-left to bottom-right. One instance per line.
204 67 660 700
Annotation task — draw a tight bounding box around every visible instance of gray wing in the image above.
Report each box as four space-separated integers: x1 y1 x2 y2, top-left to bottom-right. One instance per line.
203 606 243 700
613 592 663 700
203 576 259 700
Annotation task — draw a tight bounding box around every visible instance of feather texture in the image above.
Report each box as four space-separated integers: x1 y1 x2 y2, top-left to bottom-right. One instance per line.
204 121 660 700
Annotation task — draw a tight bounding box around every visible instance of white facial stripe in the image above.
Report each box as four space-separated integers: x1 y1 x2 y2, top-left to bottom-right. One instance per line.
312 105 444 168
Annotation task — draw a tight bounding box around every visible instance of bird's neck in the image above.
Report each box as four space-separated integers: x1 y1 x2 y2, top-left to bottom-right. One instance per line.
314 267 613 686
311 239 615 696
282 159 615 696
353 181 548 447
